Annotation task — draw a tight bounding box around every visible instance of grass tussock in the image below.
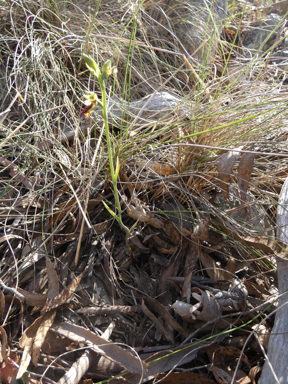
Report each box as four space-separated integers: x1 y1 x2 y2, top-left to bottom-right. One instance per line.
0 0 288 382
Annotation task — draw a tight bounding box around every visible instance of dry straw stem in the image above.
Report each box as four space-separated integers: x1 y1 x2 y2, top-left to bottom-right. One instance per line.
88 33 213 102
0 105 66 149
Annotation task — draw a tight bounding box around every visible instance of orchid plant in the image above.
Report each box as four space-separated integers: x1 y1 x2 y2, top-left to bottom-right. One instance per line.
82 54 136 261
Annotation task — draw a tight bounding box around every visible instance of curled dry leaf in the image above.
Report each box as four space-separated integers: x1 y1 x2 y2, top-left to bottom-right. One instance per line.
127 194 164 228
217 146 243 201
212 346 251 384
172 301 196 323
251 324 270 352
173 287 221 323
249 365 262 384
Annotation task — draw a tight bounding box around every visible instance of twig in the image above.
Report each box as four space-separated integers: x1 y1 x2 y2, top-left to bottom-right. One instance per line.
76 305 141 315
0 279 24 301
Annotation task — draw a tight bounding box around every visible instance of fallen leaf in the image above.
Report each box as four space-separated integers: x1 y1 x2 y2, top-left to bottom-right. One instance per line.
190 287 222 322
156 371 216 384
16 289 47 307
0 289 5 322
182 269 193 303
52 322 147 374
57 349 93 384
17 317 43 379
0 326 8 361
129 235 150 251
127 194 164 228
212 346 251 384
31 308 57 366
41 266 88 314
47 197 76 230
136 160 177 176
45 255 59 299
144 297 189 338
158 239 190 301
199 251 219 280
164 219 181 245
215 216 288 259
0 157 33 190
249 365 262 384
251 324 270 352
141 299 174 344
0 359 18 383
237 152 255 213
108 342 210 384
218 147 243 201
172 300 196 323
172 287 222 324
92 220 108 234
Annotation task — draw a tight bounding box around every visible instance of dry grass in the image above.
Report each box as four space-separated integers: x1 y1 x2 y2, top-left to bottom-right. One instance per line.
0 0 288 382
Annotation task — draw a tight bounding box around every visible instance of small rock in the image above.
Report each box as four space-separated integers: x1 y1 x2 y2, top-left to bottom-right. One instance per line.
244 13 284 53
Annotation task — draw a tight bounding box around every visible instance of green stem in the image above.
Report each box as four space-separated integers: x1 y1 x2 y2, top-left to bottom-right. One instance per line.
99 78 129 233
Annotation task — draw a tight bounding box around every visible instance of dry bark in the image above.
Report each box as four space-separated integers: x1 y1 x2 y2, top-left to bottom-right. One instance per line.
259 176 288 384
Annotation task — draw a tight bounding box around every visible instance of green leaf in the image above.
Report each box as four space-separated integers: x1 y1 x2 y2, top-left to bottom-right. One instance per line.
102 201 117 219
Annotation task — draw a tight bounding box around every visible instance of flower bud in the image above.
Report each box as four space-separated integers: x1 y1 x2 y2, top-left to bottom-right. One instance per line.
83 54 100 78
102 59 112 75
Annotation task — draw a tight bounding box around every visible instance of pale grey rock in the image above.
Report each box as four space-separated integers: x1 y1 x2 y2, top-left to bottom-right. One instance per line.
60 91 189 141
244 13 284 53
145 0 228 63
265 0 288 16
